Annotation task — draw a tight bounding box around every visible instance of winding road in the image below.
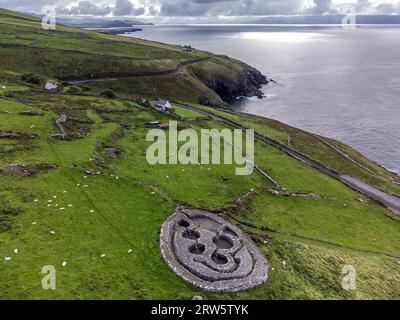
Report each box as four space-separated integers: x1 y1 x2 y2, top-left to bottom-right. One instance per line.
62 67 400 215
175 103 400 215
65 56 212 85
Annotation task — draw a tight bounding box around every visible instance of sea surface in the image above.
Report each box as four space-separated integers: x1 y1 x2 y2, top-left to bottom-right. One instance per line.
126 25 400 173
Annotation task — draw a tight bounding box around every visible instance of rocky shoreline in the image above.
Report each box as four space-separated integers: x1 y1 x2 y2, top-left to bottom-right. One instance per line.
192 62 269 104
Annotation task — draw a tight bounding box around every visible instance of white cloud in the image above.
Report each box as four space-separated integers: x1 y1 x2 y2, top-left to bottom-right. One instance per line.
1 0 399 16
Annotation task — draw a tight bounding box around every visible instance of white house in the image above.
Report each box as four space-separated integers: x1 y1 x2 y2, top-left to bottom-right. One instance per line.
45 82 60 91
155 100 173 112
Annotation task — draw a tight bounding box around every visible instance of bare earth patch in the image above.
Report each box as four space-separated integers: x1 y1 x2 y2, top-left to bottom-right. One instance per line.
0 163 58 176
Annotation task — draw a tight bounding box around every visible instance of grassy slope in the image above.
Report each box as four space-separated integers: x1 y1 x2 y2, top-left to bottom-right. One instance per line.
185 104 400 195
1 88 400 299
0 8 400 300
0 8 254 107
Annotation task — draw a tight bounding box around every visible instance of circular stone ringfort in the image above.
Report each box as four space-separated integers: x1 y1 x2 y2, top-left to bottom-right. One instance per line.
160 208 269 293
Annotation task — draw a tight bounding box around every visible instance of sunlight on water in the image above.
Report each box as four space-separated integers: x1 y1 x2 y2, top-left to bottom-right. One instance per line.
233 32 332 42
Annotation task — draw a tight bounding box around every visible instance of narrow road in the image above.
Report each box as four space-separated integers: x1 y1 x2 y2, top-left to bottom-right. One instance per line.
340 176 400 214
67 77 119 85
65 56 212 85
175 103 400 215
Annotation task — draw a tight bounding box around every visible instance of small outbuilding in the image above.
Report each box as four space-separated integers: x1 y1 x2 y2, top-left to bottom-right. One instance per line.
148 121 161 128
155 100 174 113
45 82 58 90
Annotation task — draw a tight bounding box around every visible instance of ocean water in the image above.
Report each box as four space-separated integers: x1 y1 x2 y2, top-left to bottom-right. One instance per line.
127 25 400 173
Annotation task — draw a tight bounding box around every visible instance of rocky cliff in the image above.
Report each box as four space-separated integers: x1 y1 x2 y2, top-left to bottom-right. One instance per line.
188 56 268 105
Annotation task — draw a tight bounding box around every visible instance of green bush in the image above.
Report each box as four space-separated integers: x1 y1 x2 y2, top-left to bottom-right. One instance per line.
21 73 43 85
67 85 83 95
0 207 21 232
0 218 12 232
100 89 117 99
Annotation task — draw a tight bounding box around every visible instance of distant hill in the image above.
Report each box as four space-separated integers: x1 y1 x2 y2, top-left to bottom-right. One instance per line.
57 18 154 28
25 12 153 27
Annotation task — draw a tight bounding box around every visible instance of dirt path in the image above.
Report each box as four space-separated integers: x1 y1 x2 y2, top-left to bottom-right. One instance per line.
67 77 119 85
175 103 400 215
65 56 212 85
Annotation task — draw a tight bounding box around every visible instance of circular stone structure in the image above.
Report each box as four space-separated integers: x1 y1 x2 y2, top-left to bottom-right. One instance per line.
160 208 269 293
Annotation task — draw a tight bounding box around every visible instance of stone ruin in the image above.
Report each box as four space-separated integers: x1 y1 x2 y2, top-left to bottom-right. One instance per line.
160 208 269 293
51 114 67 140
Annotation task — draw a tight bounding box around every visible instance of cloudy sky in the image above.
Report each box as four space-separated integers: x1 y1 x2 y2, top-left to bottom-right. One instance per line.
1 0 400 17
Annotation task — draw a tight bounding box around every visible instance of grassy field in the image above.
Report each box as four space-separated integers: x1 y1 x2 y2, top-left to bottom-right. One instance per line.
0 8 400 300
1 87 400 299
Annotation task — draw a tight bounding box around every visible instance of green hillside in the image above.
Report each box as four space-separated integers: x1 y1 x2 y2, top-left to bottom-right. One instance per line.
0 8 266 107
0 8 399 300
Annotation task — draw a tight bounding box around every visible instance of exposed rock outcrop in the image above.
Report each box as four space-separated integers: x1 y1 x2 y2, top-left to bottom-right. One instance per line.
19 110 45 116
107 147 122 158
51 114 67 140
0 163 58 176
191 60 268 104
0 131 38 140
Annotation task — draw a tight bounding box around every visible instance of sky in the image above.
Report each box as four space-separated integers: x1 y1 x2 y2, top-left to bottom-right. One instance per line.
1 0 400 18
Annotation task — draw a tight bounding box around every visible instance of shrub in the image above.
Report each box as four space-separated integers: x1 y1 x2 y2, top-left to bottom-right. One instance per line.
0 207 22 233
68 85 82 95
0 219 12 232
100 89 117 99
21 73 43 85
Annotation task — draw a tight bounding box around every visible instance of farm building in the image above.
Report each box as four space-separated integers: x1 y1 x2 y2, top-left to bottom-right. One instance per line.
155 100 174 112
